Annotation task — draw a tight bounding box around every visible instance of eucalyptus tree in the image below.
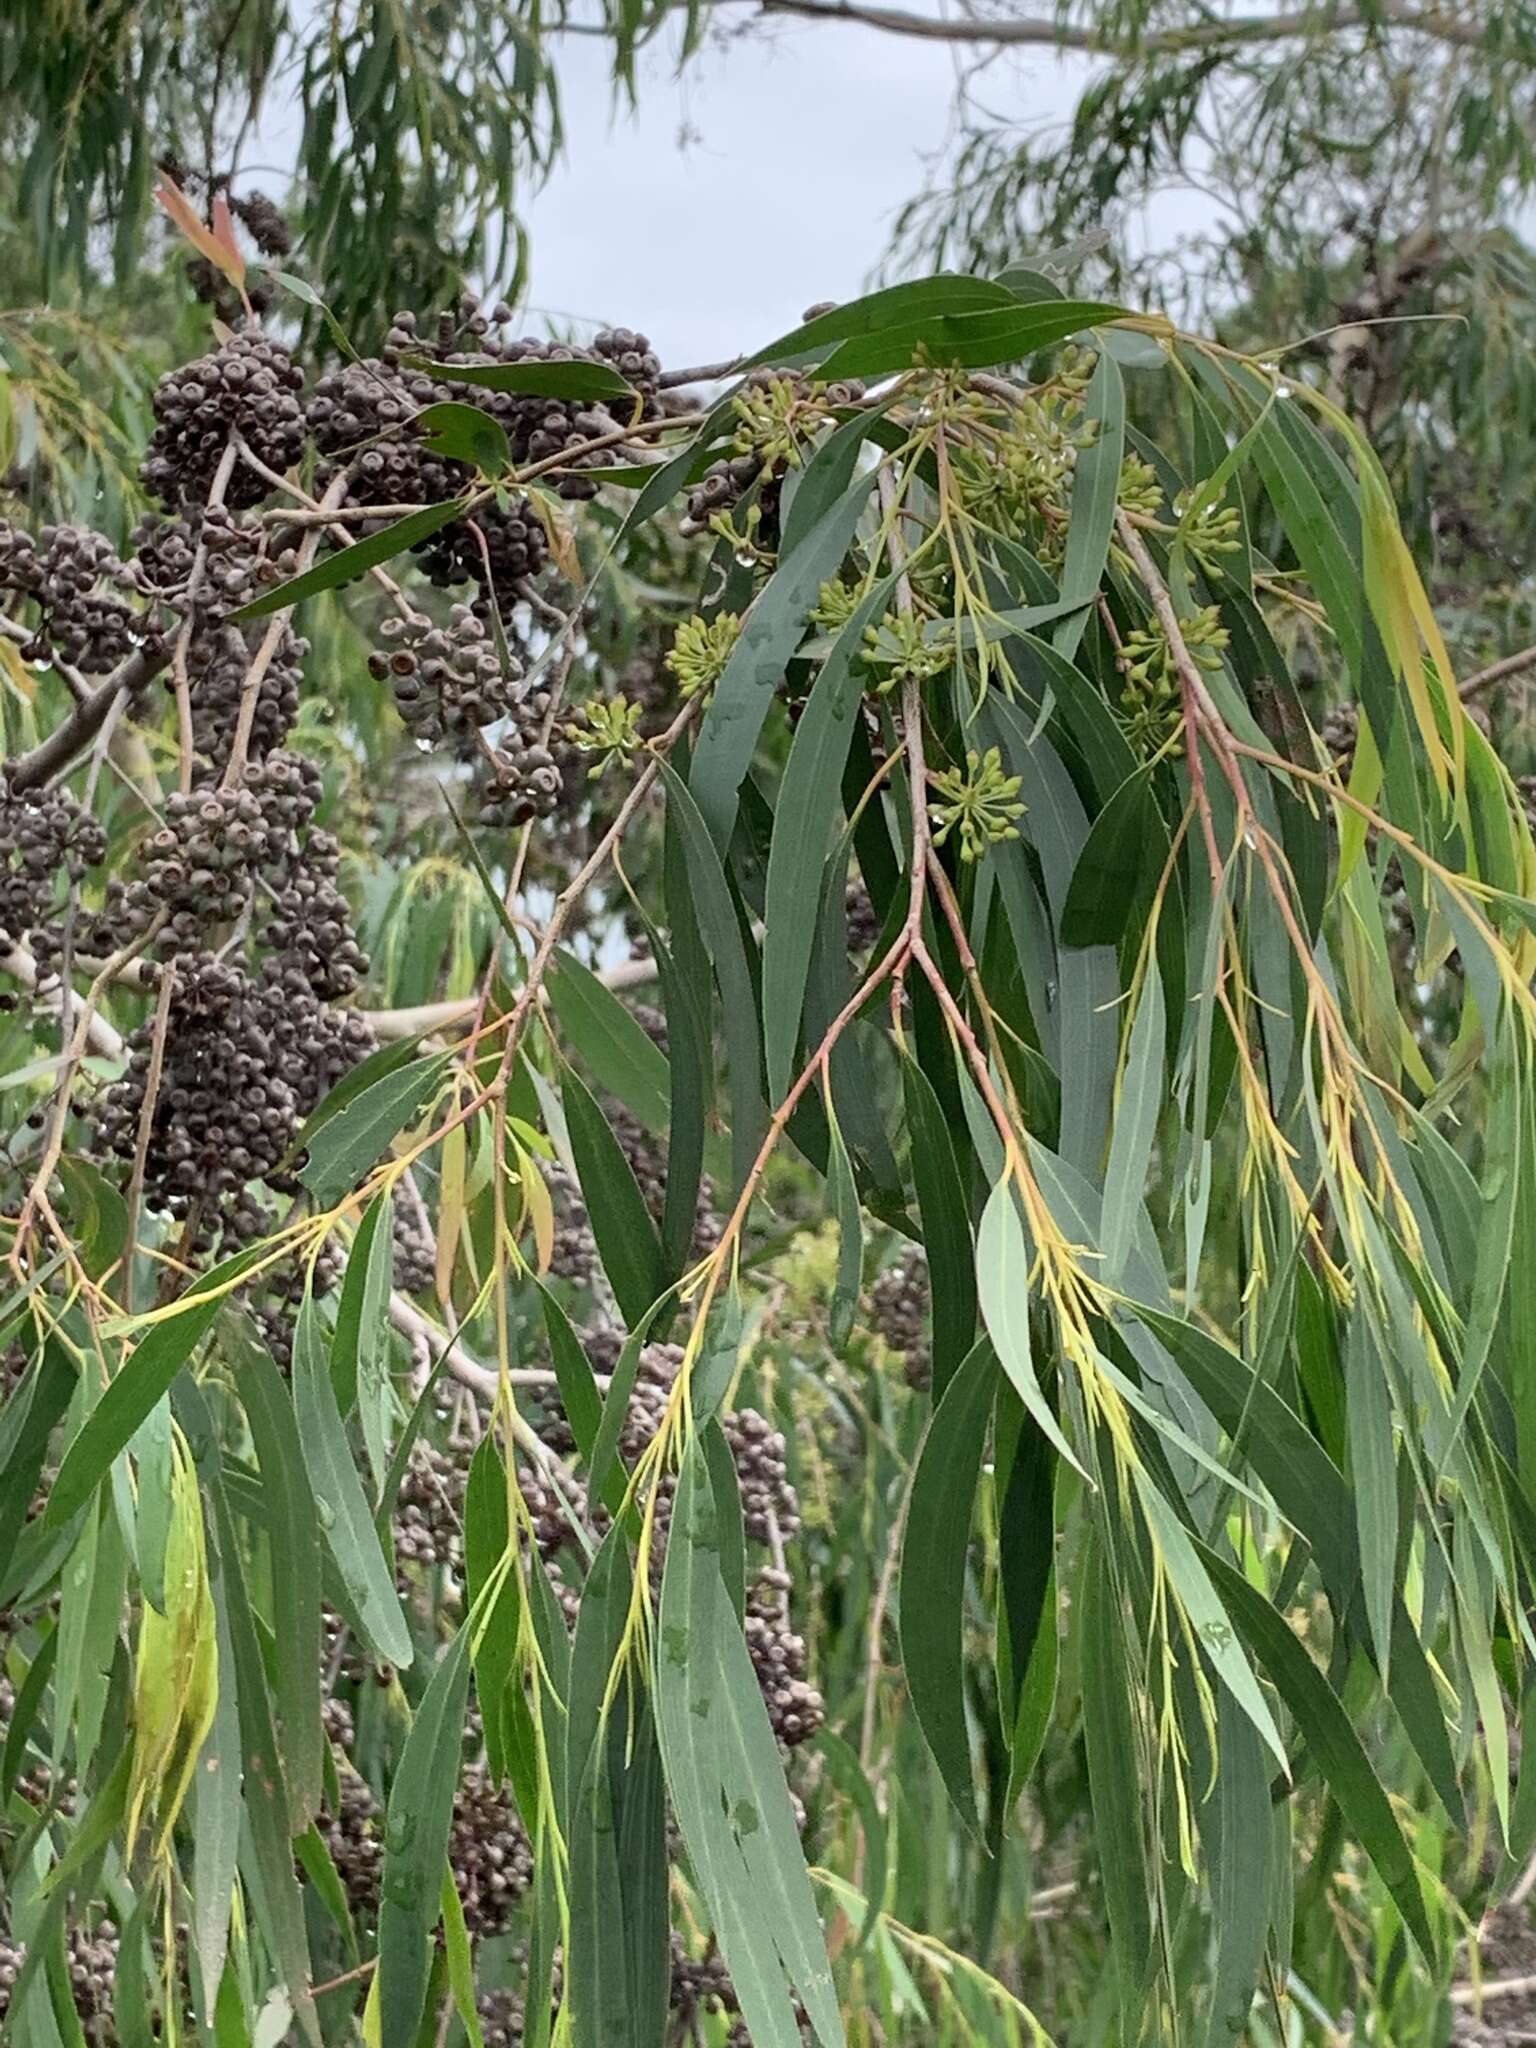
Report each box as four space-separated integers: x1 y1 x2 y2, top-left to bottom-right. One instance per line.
1 232 1532 2044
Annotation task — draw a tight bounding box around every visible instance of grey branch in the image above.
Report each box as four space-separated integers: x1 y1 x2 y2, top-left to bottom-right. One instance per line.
673 0 1495 54
1460 642 1536 702
7 641 170 792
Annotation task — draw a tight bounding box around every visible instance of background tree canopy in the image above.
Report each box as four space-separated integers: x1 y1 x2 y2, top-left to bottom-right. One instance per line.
3 12 1536 2048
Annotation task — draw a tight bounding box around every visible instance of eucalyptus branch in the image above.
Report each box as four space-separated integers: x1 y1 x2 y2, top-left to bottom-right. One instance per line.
220 472 351 788
11 914 168 1261
120 966 177 1312
1460 641 1536 701
491 691 705 1078
172 439 242 795
7 641 170 792
652 0 1493 55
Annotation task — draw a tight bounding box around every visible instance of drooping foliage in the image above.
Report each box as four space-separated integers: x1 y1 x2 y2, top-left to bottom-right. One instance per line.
3 248 1536 2048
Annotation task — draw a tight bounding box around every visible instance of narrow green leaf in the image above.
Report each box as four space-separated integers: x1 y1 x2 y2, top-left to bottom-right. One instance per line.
231 500 467 619
1203 1694 1275 2048
1054 349 1125 660
300 1053 449 1207
657 761 767 1191
47 1245 263 1530
537 1283 605 1467
0 1338 73 1589
762 574 897 1099
1132 1470 1288 1771
902 1061 977 1402
292 1293 413 1670
825 1103 862 1350
687 470 874 853
405 353 633 403
562 1063 666 1326
1201 1544 1436 1960
1102 965 1164 1289
1059 770 1159 949
740 275 1018 369
239 1334 324 1828
295 1031 432 1153
567 1533 670 2048
898 1340 996 1833
463 1437 522 1790
377 1629 472 2048
440 1870 488 2048
1346 1316 1398 1686
976 1180 1085 1476
192 1555 242 2021
209 1483 320 2045
1 1627 56 1802
130 1396 173 1614
332 1190 397 1486
656 1446 845 2048
815 300 1126 382
547 950 671 1136
56 1157 128 1281
1081 1537 1152 1997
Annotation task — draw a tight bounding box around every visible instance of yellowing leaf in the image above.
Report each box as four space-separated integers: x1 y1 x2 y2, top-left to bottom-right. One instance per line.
528 487 581 582
127 1429 218 1860
516 1141 555 1277
436 1120 468 1301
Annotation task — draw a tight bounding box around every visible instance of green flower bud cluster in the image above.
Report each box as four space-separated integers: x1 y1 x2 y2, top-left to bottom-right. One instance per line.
732 374 831 471
564 696 644 778
929 746 1026 861
1117 454 1164 518
812 578 862 633
666 612 743 701
1173 486 1243 572
861 609 952 695
951 384 1098 557
1118 603 1230 756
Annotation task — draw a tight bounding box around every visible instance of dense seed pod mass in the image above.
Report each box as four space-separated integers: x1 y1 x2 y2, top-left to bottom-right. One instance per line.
141 333 307 509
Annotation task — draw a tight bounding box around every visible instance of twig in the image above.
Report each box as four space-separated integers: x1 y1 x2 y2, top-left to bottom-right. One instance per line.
7 641 170 792
236 436 426 627
625 0 1493 54
172 440 242 794
514 409 707 489
11 915 167 1259
261 500 431 527
1460 642 1536 702
0 614 93 705
658 358 744 390
1450 1973 1536 2008
121 966 177 1313
0 943 124 1057
388 1290 562 1397
220 472 350 788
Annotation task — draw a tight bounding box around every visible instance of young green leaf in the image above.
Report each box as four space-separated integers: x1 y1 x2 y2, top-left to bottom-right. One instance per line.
562 1063 667 1326
656 1445 845 2048
376 1629 472 2048
898 1340 997 1833
299 1052 449 1207
238 1333 324 1828
291 1293 413 1670
411 400 511 475
231 500 467 620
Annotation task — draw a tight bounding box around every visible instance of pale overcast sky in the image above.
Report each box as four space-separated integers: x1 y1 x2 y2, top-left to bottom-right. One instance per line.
521 21 974 361
259 17 1215 363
